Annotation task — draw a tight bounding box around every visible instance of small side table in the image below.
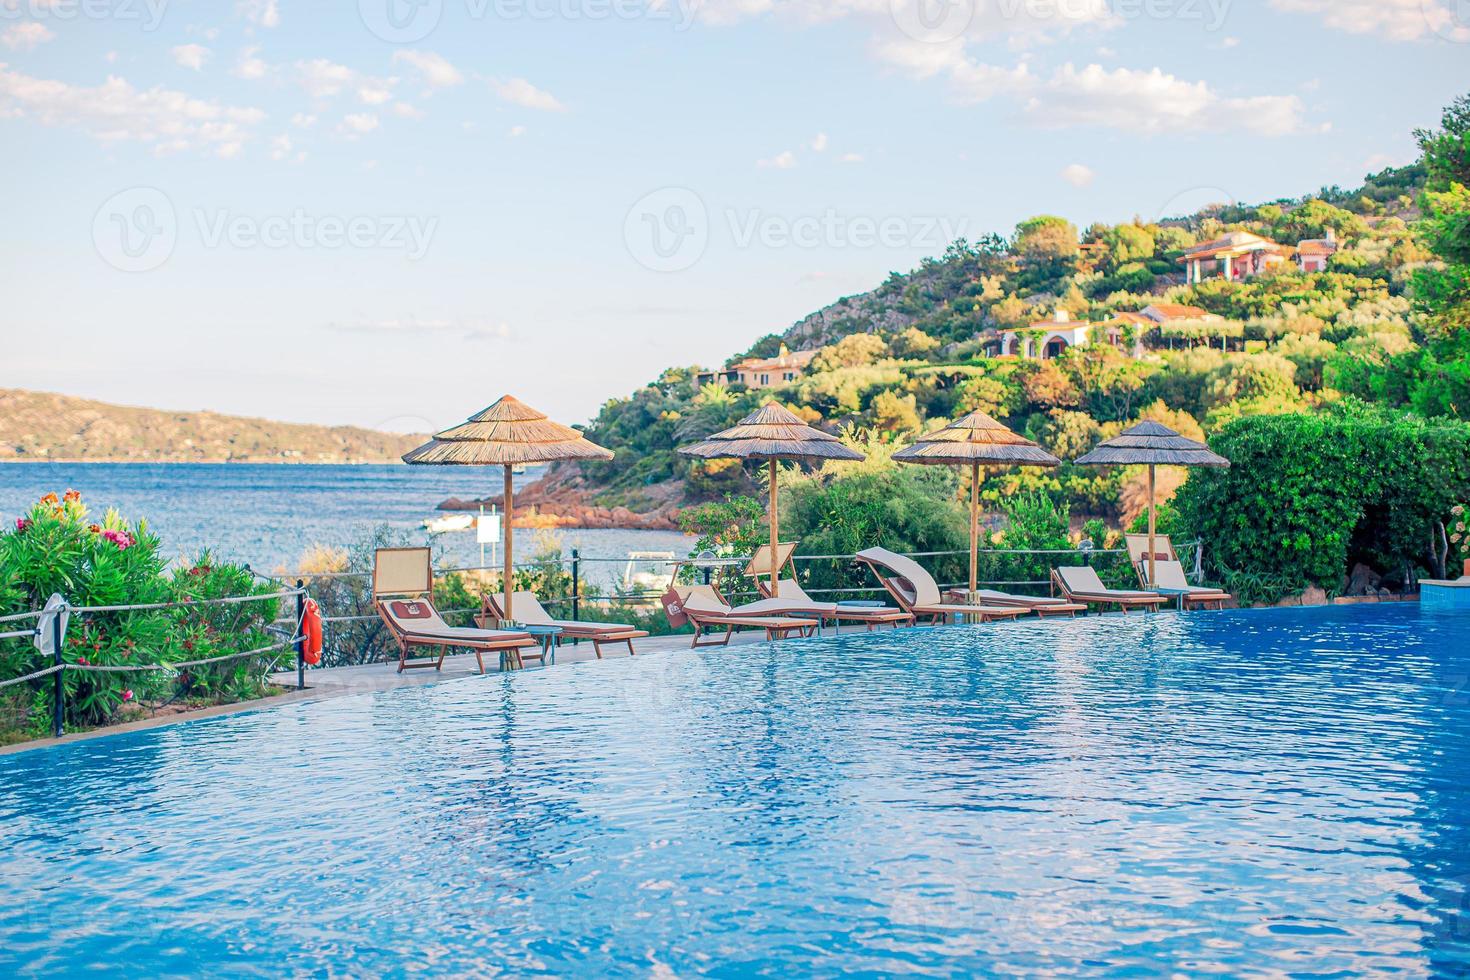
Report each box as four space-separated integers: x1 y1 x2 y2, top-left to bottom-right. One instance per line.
520 624 563 664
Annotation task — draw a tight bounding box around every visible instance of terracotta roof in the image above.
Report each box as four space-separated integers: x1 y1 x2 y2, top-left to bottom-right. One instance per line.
1178 231 1288 261
1143 303 1211 321
736 348 817 373
1297 239 1337 255
1112 312 1153 326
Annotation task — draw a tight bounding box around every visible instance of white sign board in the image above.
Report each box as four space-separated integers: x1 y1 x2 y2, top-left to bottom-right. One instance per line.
477 514 502 544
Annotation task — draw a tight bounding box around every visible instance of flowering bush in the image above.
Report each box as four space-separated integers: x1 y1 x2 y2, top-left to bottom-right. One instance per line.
0 491 285 736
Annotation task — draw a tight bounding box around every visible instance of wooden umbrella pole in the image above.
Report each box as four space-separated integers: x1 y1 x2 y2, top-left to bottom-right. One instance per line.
1147 463 1157 588
503 463 515 621
768 458 779 594
969 461 980 597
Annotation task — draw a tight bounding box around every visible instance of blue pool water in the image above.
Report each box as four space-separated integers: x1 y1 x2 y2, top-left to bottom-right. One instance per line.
3 605 1470 976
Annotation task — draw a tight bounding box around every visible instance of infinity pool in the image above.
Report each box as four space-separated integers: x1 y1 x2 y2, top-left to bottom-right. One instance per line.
3 605 1469 976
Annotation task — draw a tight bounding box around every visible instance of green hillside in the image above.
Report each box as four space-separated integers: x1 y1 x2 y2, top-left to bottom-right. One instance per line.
0 389 423 463
579 99 1469 532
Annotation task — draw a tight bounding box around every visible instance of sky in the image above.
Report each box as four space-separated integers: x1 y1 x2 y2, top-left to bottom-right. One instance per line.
0 0 1467 433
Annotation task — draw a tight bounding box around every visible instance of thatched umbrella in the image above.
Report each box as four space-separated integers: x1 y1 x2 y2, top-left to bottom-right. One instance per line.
1075 420 1229 587
892 410 1060 599
678 402 864 593
403 395 613 621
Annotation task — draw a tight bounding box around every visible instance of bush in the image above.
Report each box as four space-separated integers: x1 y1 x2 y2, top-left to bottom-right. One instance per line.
1175 410 1470 602
0 491 285 733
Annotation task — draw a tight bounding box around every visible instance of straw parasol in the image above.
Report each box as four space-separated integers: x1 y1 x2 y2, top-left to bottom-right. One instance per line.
403 395 613 620
1074 420 1229 587
892 410 1060 599
678 402 864 592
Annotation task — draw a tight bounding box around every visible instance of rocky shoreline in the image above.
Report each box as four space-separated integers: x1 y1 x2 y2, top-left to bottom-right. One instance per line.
437 473 682 531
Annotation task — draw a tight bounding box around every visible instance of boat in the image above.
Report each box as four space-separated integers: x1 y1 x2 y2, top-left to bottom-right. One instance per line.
621 551 676 597
423 513 475 534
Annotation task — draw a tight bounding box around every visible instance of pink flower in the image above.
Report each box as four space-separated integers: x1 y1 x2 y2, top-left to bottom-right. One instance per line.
14 518 30 532
122 690 134 703
100 529 135 550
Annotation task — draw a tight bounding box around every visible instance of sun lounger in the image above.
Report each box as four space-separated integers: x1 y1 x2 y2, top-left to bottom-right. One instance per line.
373 547 538 672
746 542 799 587
1051 565 1167 614
761 578 915 630
946 588 1087 618
854 548 1028 624
664 584 819 648
1149 561 1232 610
479 591 651 657
1123 534 1232 609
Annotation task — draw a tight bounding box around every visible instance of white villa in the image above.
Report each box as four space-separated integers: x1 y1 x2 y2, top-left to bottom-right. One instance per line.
998 309 1095 359
1296 228 1339 272
1178 231 1292 283
696 344 818 389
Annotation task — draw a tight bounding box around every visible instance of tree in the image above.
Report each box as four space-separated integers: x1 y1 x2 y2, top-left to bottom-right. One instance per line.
1013 215 1079 264
869 390 922 432
1103 224 1155 268
890 327 940 358
812 333 888 371
1022 360 1080 408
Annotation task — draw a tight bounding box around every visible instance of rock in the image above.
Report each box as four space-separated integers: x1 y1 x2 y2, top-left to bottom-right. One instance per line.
1345 563 1382 597
1301 586 1329 606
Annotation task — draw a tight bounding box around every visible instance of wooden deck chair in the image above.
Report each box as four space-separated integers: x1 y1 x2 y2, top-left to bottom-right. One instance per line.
945 588 1087 618
748 542 799 595
663 584 819 648
1051 565 1167 614
854 548 1028 624
373 547 538 673
763 578 915 630
479 591 649 658
1151 561 1233 611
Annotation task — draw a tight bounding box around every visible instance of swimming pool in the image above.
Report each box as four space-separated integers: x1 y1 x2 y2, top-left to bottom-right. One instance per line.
3 605 1469 976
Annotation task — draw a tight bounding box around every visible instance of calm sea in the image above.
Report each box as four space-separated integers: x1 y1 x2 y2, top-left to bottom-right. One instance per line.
0 463 693 587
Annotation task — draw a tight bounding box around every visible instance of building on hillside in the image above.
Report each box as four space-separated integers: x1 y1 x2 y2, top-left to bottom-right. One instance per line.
998 308 1094 360
695 344 818 389
1296 228 1339 272
1177 231 1291 283
1139 303 1222 324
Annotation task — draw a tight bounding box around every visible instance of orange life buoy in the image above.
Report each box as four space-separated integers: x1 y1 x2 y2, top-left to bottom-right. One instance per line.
302 598 323 666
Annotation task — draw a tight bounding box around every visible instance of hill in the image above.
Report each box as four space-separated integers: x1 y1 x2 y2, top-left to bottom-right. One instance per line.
0 390 423 463
573 152 1458 524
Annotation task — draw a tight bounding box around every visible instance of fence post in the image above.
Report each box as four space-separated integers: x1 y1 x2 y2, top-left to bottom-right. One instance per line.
571 550 580 622
295 580 306 691
51 606 64 739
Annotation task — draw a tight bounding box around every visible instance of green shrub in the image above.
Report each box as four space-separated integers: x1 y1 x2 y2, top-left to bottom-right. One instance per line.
0 491 285 733
1175 409 1470 602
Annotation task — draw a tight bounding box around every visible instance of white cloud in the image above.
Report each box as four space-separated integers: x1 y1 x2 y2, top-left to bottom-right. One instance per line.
357 83 393 105
393 102 424 119
1270 0 1470 41
1219 36 1240 48
1061 163 1094 187
337 112 380 138
757 150 798 169
235 46 268 80
298 59 357 99
172 44 211 72
393 50 463 89
0 66 265 155
1025 63 1306 136
290 112 317 128
839 152 864 163
2 23 55 51
270 133 292 159
934 57 1305 137
239 0 280 28
491 77 565 112
809 132 828 152
508 124 526 137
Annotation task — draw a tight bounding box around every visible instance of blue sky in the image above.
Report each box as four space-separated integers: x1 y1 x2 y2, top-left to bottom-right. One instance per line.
1 0 1467 432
